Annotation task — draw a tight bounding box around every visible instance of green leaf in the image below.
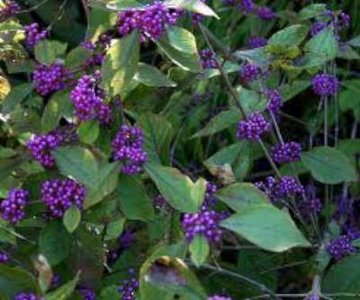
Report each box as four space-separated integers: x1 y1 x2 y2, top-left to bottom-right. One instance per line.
105 218 125 241
34 40 67 65
302 26 338 67
216 183 270 211
39 221 71 266
189 234 209 267
139 243 207 300
298 3 327 20
192 109 241 138
86 9 117 41
77 120 100 144
106 0 143 10
348 35 360 48
156 37 201 72
101 32 140 96
0 265 39 299
279 80 311 102
145 163 206 213
116 176 155 221
134 63 177 87
234 47 270 68
45 273 80 300
68 226 104 288
65 47 92 68
164 0 218 18
99 285 120 300
203 141 251 181
0 147 16 158
337 44 360 60
85 162 120 208
221 206 311 252
268 25 308 47
301 146 358 184
323 254 360 298
167 26 197 54
2 83 33 114
63 206 81 233
52 146 99 187
136 113 174 164
41 90 73 133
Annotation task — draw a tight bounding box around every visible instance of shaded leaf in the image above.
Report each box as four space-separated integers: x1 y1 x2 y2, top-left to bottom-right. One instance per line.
268 25 308 47
221 206 311 252
45 273 80 300
134 63 176 87
77 120 100 144
145 163 206 213
34 40 67 65
189 235 209 267
116 176 155 221
63 206 81 233
301 146 357 184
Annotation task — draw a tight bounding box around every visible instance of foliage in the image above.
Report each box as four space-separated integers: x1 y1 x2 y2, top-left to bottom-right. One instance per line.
0 0 359 299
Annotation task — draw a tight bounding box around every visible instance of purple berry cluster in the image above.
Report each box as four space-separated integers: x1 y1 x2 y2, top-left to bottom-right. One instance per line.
266 89 283 114
0 251 9 263
326 234 356 260
118 229 135 250
70 73 112 124
153 194 170 211
299 197 322 217
239 63 261 82
33 63 72 96
117 1 182 42
208 296 232 300
271 142 301 164
112 125 147 174
310 10 350 36
27 132 63 168
78 287 96 300
200 49 218 69
40 179 86 218
0 0 20 22
255 6 276 20
255 176 304 202
182 209 224 244
247 36 267 49
14 293 39 300
118 269 139 300
0 188 29 224
202 182 218 210
24 23 48 48
236 113 270 141
311 73 339 96
223 0 253 14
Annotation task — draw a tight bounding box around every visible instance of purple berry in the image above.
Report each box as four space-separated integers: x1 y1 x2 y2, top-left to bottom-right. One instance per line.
182 209 224 244
112 125 147 174
236 113 270 141
271 142 301 164
0 188 29 224
238 0 254 13
40 179 86 218
117 1 182 42
118 269 139 300
208 296 232 300
311 73 339 96
255 176 304 202
255 6 276 20
202 182 218 210
118 229 134 249
200 49 218 69
14 293 39 300
0 251 9 263
24 23 48 48
247 36 267 49
266 89 283 114
0 1 20 22
27 132 63 168
78 287 96 300
70 73 112 124
327 234 356 260
33 62 72 96
310 22 328 36
239 63 261 82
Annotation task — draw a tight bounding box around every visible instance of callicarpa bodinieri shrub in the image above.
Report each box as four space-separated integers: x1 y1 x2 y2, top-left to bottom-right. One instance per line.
0 0 360 299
